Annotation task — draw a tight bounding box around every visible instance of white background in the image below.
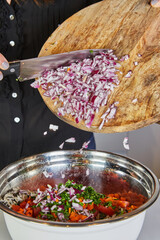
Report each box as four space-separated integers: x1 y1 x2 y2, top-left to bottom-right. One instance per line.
95 123 160 178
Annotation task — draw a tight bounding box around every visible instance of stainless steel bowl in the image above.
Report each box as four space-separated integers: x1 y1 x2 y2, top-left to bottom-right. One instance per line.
0 150 159 240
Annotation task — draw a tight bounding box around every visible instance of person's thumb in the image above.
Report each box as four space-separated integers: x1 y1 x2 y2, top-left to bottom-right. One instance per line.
0 53 9 81
0 53 9 70
151 0 160 8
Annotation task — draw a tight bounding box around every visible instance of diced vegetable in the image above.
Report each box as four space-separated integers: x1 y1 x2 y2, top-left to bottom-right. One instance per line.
5 179 147 222
31 50 121 129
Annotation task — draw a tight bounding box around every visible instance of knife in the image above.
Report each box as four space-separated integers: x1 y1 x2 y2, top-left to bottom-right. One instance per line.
1 49 107 82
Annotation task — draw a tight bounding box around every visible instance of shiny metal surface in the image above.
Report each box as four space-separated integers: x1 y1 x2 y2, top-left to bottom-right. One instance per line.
19 49 107 81
0 150 159 227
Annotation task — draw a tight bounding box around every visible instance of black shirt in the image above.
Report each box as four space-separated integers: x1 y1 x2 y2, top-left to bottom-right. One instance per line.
0 0 101 170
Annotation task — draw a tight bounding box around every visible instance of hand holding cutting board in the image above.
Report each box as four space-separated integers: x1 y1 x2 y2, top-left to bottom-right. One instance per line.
37 0 160 133
151 0 160 7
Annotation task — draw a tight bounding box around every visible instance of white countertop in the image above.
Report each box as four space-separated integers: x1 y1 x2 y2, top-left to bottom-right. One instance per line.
0 194 160 240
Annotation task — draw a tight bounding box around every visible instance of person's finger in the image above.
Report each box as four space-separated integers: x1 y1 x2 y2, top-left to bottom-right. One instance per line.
0 53 9 70
0 71 3 81
151 0 160 7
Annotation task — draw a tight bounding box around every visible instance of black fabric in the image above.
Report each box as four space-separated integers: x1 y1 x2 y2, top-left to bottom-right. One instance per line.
0 0 101 170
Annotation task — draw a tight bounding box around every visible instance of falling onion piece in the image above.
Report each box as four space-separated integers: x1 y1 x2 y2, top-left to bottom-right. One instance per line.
32 51 121 129
61 173 65 179
86 169 90 176
79 140 91 153
49 124 59 131
65 137 76 143
123 137 130 150
59 138 91 153
59 137 76 149
82 140 91 149
59 142 64 149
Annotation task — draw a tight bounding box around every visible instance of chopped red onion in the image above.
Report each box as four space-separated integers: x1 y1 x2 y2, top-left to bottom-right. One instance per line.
69 195 77 202
49 124 59 131
57 212 65 221
79 140 91 153
107 107 117 119
120 54 129 62
50 205 57 211
137 53 142 57
123 137 130 150
81 186 86 191
65 137 76 143
32 51 121 129
80 215 93 222
134 61 139 66
99 103 118 130
59 142 64 149
47 184 52 189
25 202 29 210
59 137 76 149
61 173 65 179
82 140 90 149
69 187 75 197
124 70 132 78
83 199 93 204
82 208 93 217
132 98 138 104
57 185 66 195
86 169 90 176
43 170 53 178
30 81 40 89
72 202 83 211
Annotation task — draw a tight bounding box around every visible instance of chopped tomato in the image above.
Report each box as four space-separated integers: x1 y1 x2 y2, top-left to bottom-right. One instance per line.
95 204 115 217
20 200 27 208
117 200 130 208
12 204 21 212
39 185 46 191
26 208 33 217
51 212 57 219
69 211 87 222
33 207 41 218
87 202 94 211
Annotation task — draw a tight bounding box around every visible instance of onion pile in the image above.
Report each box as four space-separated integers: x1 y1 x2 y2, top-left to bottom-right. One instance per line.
31 50 121 129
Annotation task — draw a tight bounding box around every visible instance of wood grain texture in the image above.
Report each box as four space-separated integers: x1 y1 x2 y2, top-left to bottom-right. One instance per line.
38 0 160 133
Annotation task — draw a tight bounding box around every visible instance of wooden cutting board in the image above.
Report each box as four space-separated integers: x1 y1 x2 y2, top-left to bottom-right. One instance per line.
38 0 160 133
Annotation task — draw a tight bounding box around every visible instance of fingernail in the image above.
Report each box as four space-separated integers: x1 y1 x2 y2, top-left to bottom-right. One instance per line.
1 61 9 70
0 72 3 81
151 0 158 5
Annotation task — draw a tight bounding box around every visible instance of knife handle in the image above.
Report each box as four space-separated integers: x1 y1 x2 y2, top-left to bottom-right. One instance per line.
1 61 20 79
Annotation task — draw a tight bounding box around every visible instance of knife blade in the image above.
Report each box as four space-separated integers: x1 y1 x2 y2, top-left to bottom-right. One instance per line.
1 49 107 82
